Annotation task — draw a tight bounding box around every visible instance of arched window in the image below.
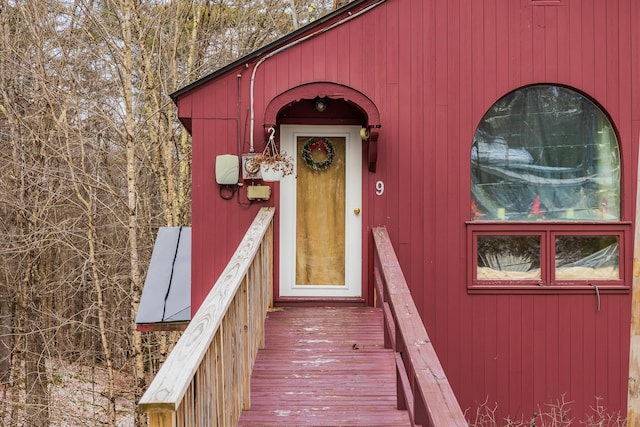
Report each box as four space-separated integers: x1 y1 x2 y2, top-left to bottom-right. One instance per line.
468 85 628 292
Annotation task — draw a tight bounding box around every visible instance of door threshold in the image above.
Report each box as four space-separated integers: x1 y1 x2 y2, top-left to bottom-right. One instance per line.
274 297 366 307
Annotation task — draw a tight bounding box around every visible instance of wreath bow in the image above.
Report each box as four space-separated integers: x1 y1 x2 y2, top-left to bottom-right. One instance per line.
302 137 335 171
309 140 329 154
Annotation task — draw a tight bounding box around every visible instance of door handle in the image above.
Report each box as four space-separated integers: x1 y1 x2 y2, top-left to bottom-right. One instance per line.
353 208 361 215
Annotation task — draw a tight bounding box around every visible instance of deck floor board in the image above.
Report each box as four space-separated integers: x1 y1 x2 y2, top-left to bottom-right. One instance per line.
238 306 411 427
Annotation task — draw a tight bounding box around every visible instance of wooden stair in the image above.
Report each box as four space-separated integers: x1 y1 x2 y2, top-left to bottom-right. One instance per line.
238 306 411 426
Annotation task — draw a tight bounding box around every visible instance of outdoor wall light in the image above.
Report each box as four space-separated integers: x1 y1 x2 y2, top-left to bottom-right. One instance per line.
314 97 328 112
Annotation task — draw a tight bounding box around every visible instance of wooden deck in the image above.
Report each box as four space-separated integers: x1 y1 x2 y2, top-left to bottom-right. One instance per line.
138 216 466 427
238 306 412 427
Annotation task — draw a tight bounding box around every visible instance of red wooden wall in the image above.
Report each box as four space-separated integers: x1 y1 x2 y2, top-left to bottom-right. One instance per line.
176 0 640 421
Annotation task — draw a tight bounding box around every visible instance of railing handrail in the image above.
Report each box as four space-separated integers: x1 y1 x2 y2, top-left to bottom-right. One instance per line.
372 226 467 427
139 207 275 424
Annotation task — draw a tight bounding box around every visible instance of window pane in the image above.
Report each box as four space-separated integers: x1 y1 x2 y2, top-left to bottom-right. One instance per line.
477 235 541 280
555 236 619 280
471 85 620 221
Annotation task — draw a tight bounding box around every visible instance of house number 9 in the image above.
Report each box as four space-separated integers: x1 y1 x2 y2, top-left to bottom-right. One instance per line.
375 181 384 196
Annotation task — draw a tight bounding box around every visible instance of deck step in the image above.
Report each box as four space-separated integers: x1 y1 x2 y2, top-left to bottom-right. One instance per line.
238 306 411 427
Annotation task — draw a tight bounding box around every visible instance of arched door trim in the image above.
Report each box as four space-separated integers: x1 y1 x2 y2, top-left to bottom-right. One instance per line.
264 82 381 172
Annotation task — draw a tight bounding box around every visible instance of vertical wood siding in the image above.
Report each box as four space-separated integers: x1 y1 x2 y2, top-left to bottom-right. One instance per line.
180 0 640 421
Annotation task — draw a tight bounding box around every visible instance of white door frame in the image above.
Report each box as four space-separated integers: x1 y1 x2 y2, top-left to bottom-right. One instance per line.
279 125 362 297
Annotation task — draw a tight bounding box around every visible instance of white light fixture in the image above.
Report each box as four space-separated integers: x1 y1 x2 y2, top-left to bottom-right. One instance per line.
314 97 328 112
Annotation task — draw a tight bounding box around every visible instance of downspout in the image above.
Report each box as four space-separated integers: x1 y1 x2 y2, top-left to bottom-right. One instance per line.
248 0 387 153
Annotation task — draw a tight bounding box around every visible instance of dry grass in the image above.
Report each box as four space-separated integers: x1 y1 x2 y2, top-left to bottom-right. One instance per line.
468 395 627 427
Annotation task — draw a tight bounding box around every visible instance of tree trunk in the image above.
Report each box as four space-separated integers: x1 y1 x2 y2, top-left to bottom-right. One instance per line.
118 1 146 425
24 322 49 427
23 261 49 427
0 277 11 385
0 272 12 424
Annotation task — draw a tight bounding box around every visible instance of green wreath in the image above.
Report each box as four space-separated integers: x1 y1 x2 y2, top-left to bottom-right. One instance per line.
302 137 335 171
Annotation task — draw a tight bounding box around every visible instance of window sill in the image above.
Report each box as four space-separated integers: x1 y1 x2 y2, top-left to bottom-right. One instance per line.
466 220 632 226
530 0 564 5
468 284 629 295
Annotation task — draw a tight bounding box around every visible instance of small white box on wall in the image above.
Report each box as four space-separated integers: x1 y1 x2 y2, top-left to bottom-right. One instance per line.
215 155 239 185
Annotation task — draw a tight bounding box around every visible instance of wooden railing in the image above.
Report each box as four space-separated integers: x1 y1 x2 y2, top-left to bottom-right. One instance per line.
372 227 468 427
138 207 275 427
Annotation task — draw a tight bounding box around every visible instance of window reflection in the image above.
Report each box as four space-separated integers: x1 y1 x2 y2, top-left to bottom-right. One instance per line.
555 236 619 280
477 235 541 280
471 85 620 221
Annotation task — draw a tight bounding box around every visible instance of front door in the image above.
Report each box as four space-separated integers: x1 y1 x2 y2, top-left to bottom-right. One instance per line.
279 125 362 297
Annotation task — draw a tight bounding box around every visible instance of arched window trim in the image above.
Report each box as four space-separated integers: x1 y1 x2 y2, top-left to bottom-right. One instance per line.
467 84 630 294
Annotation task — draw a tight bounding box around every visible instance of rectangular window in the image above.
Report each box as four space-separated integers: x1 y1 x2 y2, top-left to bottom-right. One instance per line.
477 235 542 281
554 235 620 281
468 223 629 293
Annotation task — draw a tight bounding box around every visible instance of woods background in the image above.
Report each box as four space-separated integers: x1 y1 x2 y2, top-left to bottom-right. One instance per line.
0 1 349 426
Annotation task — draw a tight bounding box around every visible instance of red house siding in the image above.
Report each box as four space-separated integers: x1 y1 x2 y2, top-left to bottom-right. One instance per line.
176 0 639 421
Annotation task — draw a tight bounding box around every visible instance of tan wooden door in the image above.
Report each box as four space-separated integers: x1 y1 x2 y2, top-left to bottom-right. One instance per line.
279 125 362 297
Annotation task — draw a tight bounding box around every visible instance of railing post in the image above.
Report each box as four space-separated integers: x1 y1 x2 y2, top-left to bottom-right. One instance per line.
242 277 251 411
373 226 467 427
147 411 177 427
